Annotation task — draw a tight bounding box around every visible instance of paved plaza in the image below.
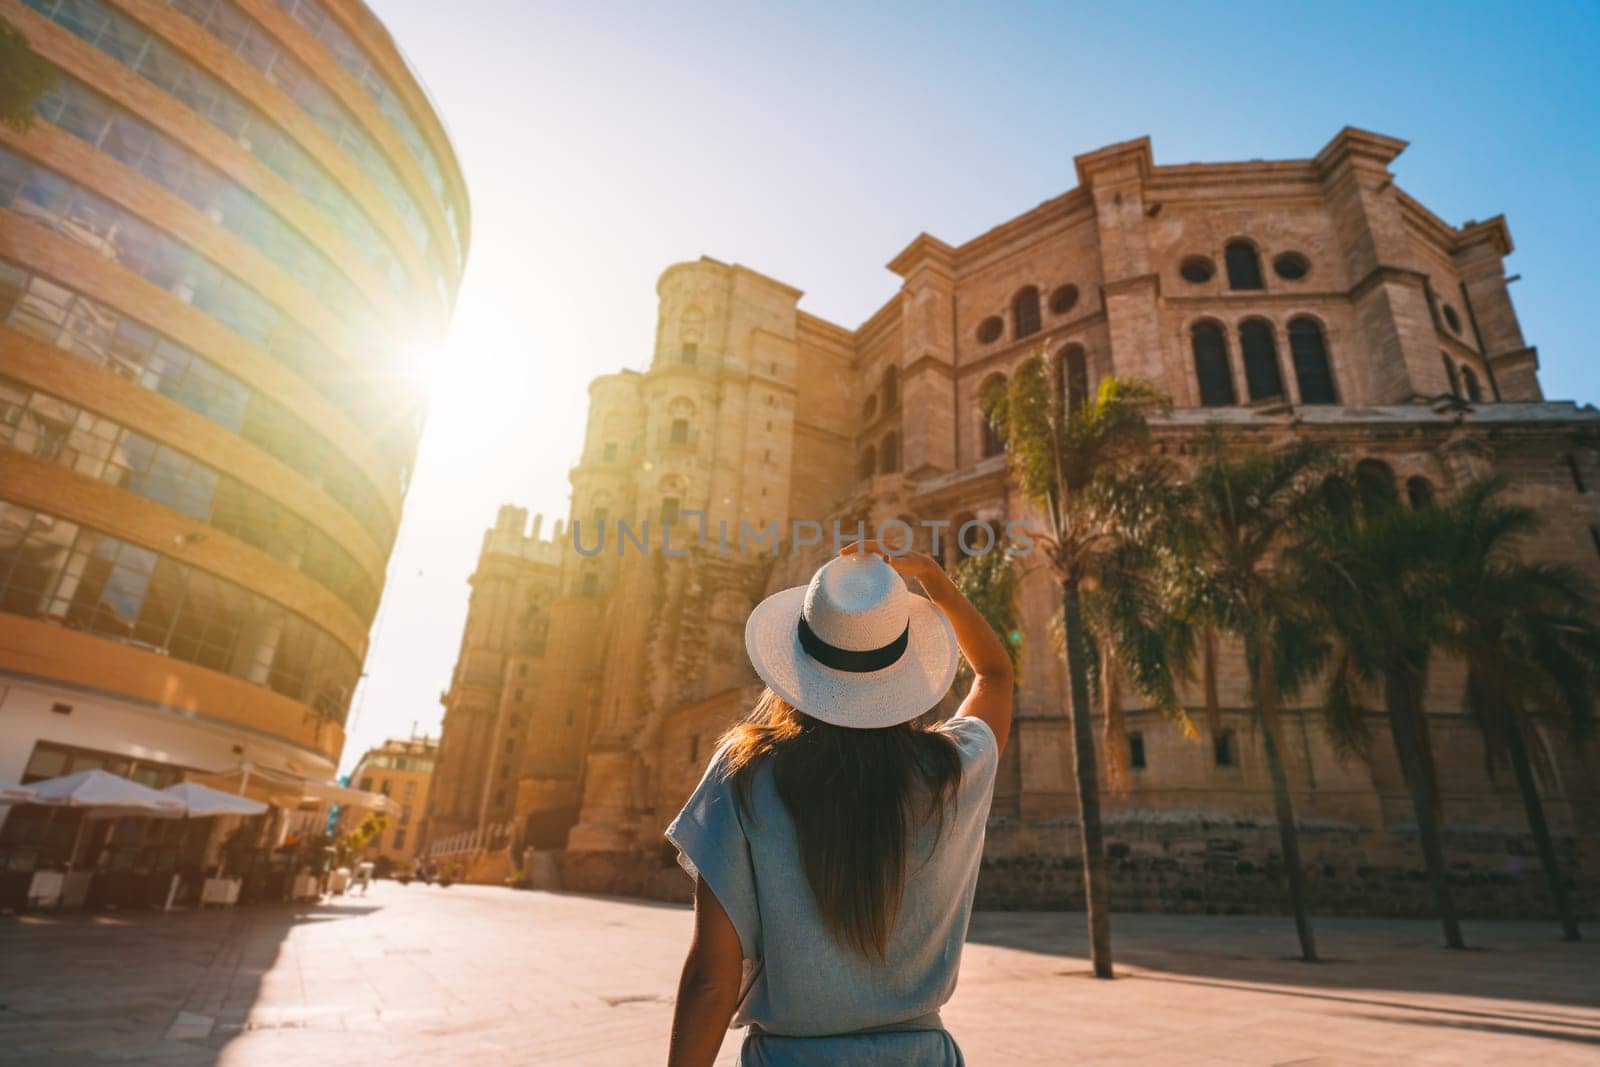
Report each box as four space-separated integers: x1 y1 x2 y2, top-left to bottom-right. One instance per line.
0 883 1595 1065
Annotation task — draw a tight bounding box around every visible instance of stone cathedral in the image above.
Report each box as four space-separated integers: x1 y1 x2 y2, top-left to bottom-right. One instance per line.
422 128 1599 915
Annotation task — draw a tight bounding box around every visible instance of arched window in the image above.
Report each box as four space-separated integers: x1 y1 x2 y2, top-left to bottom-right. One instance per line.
1441 354 1461 398
1058 344 1089 411
862 394 878 421
880 432 900 474
980 373 1007 457
1224 240 1264 290
859 445 877 480
1012 286 1041 340
1288 317 1336 405
1238 319 1285 402
1406 476 1436 510
1355 459 1399 511
1190 322 1236 407
881 365 900 410
1461 365 1483 403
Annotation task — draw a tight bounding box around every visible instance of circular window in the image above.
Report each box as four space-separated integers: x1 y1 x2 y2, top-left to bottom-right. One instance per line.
1048 284 1080 315
1442 305 1463 334
976 316 1004 344
1179 256 1215 284
1273 252 1310 281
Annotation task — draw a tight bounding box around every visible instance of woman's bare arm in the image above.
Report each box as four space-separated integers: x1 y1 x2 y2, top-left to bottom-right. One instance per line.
667 877 744 1067
842 542 1014 753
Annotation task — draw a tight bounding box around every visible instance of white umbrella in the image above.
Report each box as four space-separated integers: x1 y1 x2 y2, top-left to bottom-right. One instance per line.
27 770 186 877
161 782 268 818
27 770 187 818
0 779 41 804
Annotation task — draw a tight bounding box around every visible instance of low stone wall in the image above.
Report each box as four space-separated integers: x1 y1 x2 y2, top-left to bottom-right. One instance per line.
556 847 692 903
553 815 1596 922
975 816 1597 919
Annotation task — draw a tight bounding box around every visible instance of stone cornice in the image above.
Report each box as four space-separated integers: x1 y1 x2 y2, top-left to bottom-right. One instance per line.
1457 215 1515 258
887 232 957 280
1074 135 1154 186
1488 345 1540 373
1349 263 1430 302
1102 272 1161 299
904 353 957 380
1313 126 1408 178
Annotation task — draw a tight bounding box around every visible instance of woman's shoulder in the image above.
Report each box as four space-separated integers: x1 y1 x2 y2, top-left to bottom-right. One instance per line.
935 715 999 774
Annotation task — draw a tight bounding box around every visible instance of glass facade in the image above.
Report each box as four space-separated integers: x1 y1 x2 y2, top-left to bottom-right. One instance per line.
0 146 422 455
276 0 461 255
161 0 454 272
34 75 379 330
4 0 464 744
20 0 443 307
0 376 380 622
0 499 361 721
0 258 399 548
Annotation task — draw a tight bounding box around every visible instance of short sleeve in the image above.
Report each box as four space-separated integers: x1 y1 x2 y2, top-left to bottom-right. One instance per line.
664 750 762 960
940 715 999 790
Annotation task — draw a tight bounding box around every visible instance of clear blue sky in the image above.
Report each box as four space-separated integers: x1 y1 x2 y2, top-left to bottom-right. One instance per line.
343 0 1600 768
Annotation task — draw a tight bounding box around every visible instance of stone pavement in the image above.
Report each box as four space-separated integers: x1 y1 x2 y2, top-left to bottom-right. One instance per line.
0 883 1595 1065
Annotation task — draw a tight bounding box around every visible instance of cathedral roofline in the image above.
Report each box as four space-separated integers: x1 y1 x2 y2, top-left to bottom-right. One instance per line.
1149 400 1600 431
886 232 957 280
657 255 804 301
1072 134 1155 186
661 129 1517 362
1313 125 1409 176
796 309 854 345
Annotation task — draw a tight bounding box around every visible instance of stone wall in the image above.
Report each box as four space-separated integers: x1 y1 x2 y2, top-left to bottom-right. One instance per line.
556 847 693 903
975 816 1596 920
552 814 1594 924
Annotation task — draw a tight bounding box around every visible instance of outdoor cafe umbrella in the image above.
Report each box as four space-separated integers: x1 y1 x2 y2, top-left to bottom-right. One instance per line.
27 770 187 818
160 782 268 818
26 770 186 873
0 779 39 805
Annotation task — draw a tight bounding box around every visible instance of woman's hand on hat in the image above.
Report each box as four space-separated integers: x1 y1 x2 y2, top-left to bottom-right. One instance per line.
839 540 941 583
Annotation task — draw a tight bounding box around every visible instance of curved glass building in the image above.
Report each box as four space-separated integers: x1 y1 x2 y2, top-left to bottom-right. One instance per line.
0 0 466 797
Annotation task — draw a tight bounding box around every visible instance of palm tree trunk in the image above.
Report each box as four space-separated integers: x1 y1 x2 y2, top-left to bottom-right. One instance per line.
1504 719 1581 941
1383 667 1465 949
1255 691 1318 962
1062 578 1114 978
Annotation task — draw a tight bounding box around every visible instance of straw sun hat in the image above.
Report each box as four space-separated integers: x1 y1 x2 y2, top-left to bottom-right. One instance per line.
744 553 959 728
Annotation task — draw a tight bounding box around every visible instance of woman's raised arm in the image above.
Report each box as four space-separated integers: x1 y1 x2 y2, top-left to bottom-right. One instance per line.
841 542 1013 753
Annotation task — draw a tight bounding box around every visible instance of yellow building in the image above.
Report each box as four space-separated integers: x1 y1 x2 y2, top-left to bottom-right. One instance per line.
344 735 437 869
0 0 466 825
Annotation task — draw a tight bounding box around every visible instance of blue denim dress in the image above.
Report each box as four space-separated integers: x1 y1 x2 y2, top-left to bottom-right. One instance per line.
666 716 998 1066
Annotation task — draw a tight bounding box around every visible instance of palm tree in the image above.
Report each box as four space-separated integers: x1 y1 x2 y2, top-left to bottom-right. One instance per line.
949 546 1023 680
1161 439 1334 962
1288 473 1467 949
1433 478 1600 941
985 357 1171 979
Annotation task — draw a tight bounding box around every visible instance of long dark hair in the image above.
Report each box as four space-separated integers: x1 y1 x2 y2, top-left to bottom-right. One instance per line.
719 688 963 960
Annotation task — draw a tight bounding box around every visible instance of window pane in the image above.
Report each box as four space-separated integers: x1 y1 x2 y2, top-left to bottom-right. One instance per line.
1191 323 1236 407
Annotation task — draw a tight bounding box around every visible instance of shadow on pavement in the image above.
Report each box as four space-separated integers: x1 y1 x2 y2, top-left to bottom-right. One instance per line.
965 910 1600 1019
0 896 381 1065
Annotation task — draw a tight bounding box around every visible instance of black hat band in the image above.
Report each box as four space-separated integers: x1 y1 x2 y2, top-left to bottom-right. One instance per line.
797 615 910 673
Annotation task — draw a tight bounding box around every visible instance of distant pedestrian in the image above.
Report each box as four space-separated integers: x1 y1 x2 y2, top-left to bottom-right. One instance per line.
666 543 1010 1066
353 862 372 895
